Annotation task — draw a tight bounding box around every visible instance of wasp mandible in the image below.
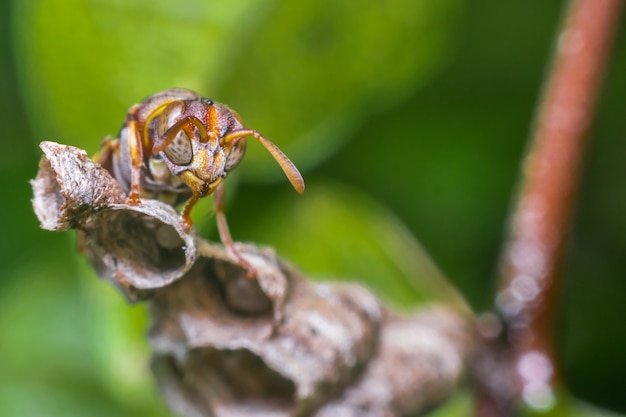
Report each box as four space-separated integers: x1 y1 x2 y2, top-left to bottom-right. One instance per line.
98 89 305 275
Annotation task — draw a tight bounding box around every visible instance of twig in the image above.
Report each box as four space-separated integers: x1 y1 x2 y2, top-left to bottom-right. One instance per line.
480 0 623 415
31 141 476 417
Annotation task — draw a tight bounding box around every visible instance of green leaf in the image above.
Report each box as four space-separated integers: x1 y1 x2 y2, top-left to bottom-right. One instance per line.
0 253 169 417
13 0 462 174
218 0 463 178
426 391 472 416
235 180 470 312
520 388 626 417
78 262 159 411
12 0 272 153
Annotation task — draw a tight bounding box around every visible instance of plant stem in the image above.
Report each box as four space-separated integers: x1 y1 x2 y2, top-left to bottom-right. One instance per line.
481 0 622 415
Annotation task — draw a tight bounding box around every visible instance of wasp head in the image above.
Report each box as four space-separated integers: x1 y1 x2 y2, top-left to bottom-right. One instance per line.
150 99 248 198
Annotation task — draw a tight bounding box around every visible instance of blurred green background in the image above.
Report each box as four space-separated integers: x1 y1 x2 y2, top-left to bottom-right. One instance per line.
1 0 625 416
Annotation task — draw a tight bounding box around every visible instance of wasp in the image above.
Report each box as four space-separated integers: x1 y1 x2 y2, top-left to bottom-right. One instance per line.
98 89 305 275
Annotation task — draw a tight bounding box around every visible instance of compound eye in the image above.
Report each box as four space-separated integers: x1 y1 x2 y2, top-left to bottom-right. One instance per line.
225 138 247 172
164 132 193 166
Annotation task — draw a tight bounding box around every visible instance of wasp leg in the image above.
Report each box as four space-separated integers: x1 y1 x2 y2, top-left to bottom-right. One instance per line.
93 136 118 164
214 182 255 278
180 194 200 232
126 107 145 205
222 129 305 194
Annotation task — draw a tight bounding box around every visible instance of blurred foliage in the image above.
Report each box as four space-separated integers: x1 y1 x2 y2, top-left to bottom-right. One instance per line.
1 0 626 416
233 179 470 313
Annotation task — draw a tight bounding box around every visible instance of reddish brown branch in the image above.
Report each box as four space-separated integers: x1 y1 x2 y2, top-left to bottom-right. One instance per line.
483 0 622 415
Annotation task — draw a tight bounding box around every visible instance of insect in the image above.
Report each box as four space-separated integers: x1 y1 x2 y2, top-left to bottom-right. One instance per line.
98 89 305 275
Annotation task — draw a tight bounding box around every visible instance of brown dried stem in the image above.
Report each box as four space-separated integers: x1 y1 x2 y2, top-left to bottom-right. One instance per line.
32 141 476 417
480 0 623 415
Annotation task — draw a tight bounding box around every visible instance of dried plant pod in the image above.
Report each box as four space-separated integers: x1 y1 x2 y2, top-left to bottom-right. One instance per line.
80 199 196 298
31 141 197 299
32 141 127 230
31 141 476 416
315 307 472 417
149 243 474 417
149 245 381 415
